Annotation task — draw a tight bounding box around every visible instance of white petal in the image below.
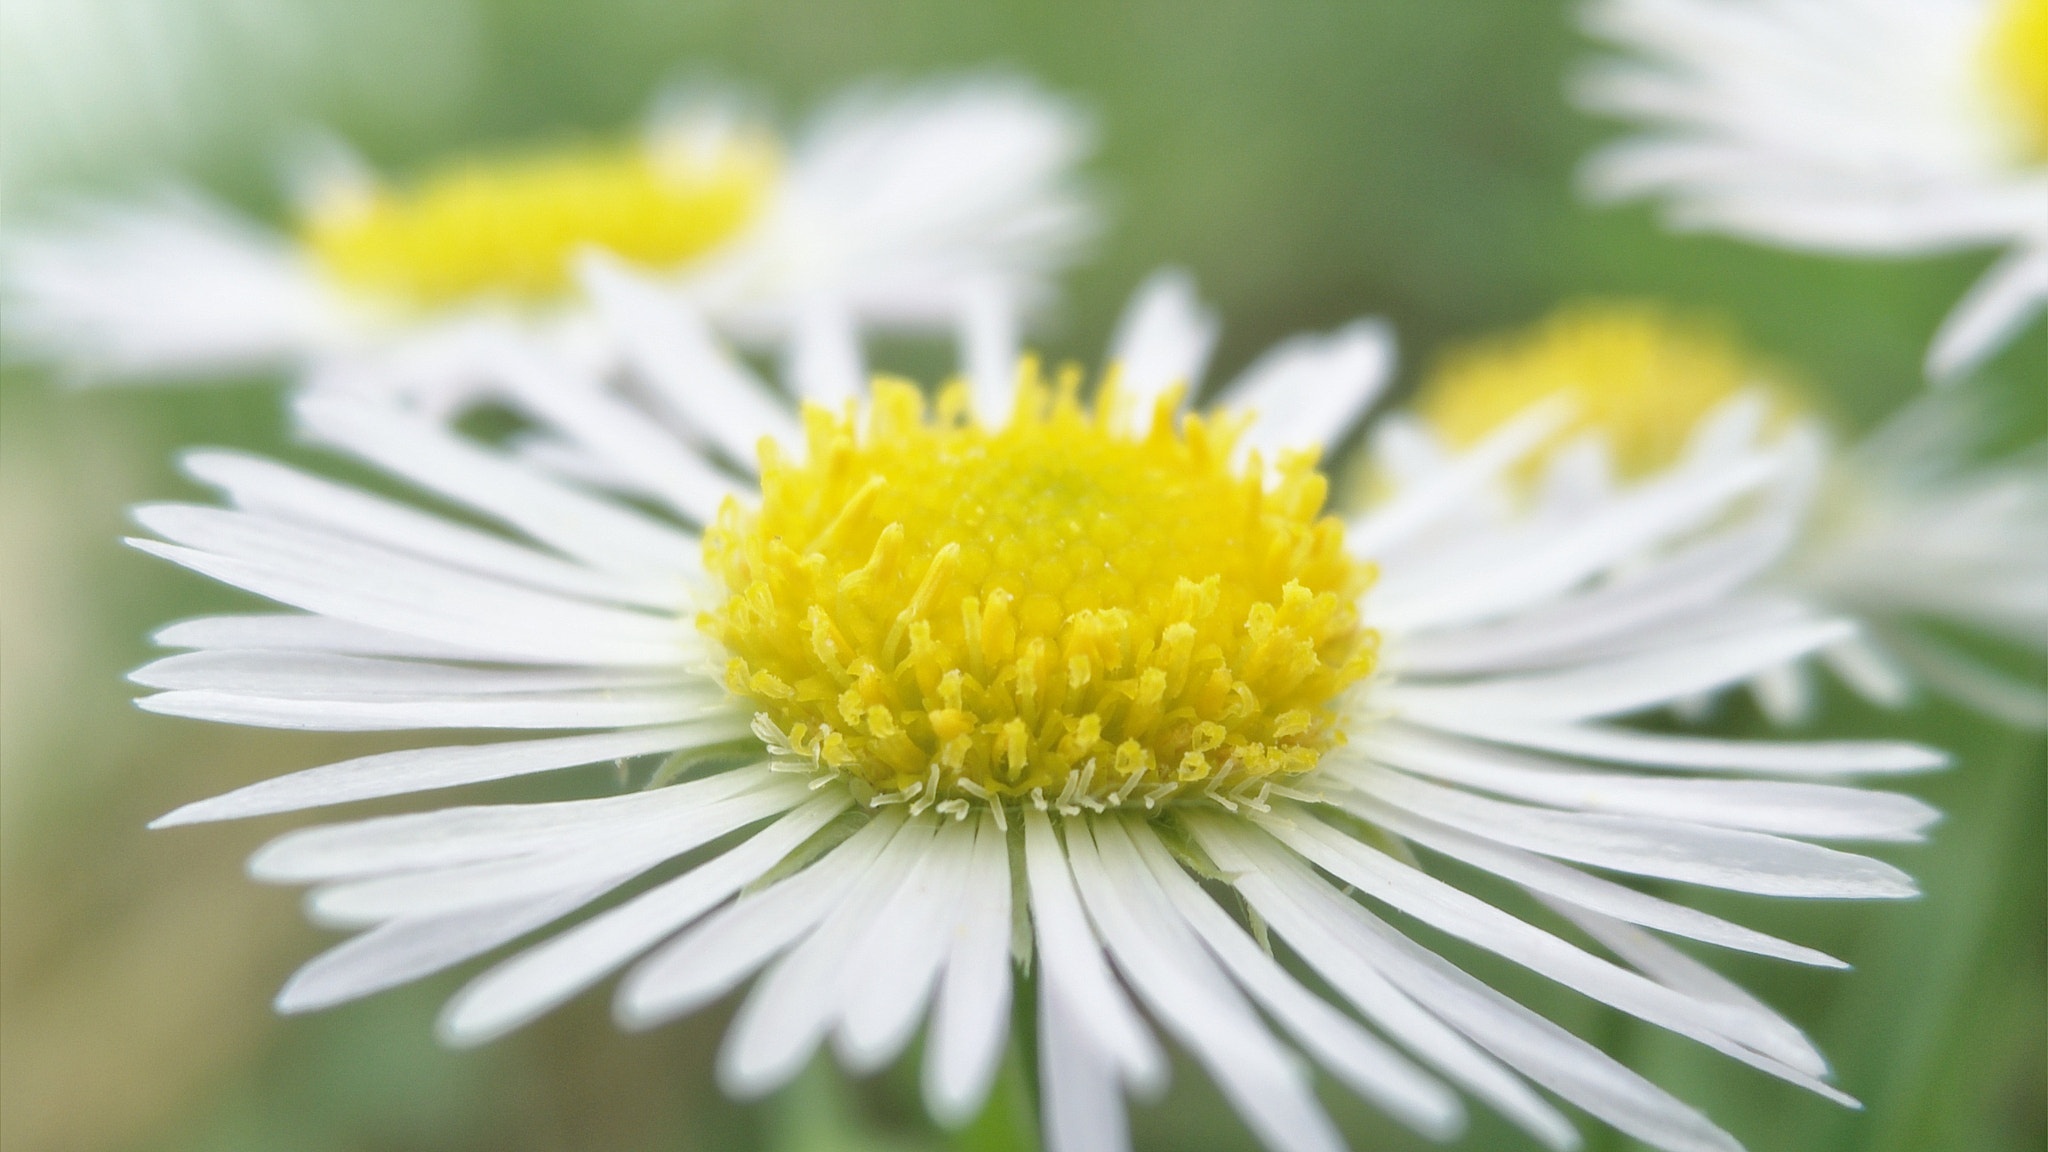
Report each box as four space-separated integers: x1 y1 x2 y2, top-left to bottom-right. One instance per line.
1073 817 1346 1152
137 685 717 732
1220 318 1395 461
1039 978 1131 1152
305 779 811 924
296 395 702 577
785 294 866 408
1373 448 1786 630
1189 814 1577 1150
580 254 803 464
1352 727 1939 841
834 815 979 1072
153 614 503 661
1386 618 1855 721
1106 268 1216 431
1350 794 1843 966
129 537 690 669
1416 713 1946 775
0 191 338 380
1927 244 2048 383
960 276 1021 425
131 650 692 699
1750 662 1814 726
1347 398 1572 559
717 816 939 1097
484 333 748 526
1125 818 1465 1140
1208 819 1745 1152
275 886 606 1015
437 793 850 1046
150 723 743 826
614 807 903 1029
1343 770 1918 898
922 811 1017 1127
1021 807 1166 1093
248 764 780 882
179 450 679 609
1264 810 1828 1076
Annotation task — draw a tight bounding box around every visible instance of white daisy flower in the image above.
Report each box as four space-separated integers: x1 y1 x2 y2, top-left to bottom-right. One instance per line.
136 272 1943 1152
1 73 1094 399
1574 0 2048 381
1388 300 2047 727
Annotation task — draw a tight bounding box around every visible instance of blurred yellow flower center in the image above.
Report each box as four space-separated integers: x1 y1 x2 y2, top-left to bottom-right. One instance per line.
702 367 1377 815
1985 0 2048 158
1413 302 1795 482
300 133 777 309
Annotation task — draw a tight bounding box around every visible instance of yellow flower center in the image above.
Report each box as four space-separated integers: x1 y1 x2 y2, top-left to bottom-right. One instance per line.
1412 302 1798 483
701 367 1378 815
299 132 778 310
1984 0 2048 159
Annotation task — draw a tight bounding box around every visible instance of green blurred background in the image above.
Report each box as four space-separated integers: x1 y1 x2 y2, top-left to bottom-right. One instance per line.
2 2 2041 1151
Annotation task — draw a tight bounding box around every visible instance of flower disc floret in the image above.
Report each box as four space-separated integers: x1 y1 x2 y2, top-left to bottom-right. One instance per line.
301 134 777 309
702 366 1378 815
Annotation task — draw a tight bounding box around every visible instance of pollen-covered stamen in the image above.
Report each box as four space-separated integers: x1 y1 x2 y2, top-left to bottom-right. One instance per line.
300 132 778 309
1985 0 2048 159
703 364 1378 813
1412 301 1803 483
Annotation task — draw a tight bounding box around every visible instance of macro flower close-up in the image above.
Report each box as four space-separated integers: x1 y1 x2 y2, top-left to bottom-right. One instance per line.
122 274 1953 1152
2 5 2040 1152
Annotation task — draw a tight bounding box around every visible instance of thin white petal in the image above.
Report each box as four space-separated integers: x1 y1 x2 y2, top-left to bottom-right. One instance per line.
1039 978 1131 1152
1021 807 1167 1093
1347 795 1844 967
1073 818 1346 1152
305 779 811 924
785 294 866 408
276 886 605 1015
129 538 690 669
1414 714 1947 775
834 816 979 1072
131 650 692 699
614 808 903 1029
1107 268 1216 431
1352 727 1940 841
1221 318 1395 461
179 450 679 609
1126 819 1465 1140
717 816 939 1097
296 395 702 577
961 276 1021 425
1342 771 1919 898
1386 618 1856 722
922 811 1017 1127
1189 814 1577 1150
248 764 780 882
1263 809 1828 1076
137 686 717 732
437 793 850 1045
150 723 743 827
580 254 803 464
1927 244 2048 383
153 614 503 660
1347 398 1573 558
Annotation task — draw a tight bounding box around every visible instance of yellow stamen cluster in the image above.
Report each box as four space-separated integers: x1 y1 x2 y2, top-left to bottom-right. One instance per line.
702 367 1378 816
301 133 777 309
1413 301 1799 482
1985 0 2048 159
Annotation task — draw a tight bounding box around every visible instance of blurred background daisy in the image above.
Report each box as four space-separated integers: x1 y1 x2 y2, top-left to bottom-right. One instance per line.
1 3 2041 1152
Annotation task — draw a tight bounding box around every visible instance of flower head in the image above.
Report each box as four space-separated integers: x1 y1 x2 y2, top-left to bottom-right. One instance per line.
1390 300 2047 726
1576 0 2048 381
136 275 1942 1152
2 75 1095 387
